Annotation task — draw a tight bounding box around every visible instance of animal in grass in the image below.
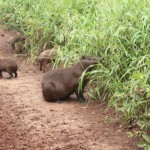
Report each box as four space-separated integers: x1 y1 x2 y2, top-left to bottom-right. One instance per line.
0 59 18 79
37 48 57 72
41 56 101 102
9 35 26 53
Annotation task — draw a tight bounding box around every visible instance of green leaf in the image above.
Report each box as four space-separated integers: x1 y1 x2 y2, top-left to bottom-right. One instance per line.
147 91 150 98
146 60 150 68
132 73 144 80
142 134 150 143
137 141 147 148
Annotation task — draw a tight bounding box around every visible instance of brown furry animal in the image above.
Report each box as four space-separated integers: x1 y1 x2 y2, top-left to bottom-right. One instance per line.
37 48 56 72
41 56 101 102
9 35 26 54
0 59 18 79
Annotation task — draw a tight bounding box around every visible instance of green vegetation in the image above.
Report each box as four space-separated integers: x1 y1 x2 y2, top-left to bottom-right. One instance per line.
0 0 150 148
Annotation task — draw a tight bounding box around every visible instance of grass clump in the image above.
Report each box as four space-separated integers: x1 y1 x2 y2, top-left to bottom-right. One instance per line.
1 0 150 148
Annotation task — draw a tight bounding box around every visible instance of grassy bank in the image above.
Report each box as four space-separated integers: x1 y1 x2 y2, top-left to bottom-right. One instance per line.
0 0 150 148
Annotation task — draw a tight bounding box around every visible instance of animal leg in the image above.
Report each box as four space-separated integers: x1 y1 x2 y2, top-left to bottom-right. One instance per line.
0 71 2 78
75 87 86 103
42 61 49 73
14 71 18 78
40 63 43 71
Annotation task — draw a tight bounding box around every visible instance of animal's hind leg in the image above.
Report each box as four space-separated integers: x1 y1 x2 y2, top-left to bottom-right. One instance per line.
40 64 43 71
0 71 2 78
14 71 18 78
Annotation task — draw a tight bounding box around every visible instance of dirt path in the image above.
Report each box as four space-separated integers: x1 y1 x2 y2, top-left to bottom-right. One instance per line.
0 29 139 150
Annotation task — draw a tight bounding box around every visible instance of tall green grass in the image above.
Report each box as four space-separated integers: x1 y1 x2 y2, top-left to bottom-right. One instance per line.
1 0 150 148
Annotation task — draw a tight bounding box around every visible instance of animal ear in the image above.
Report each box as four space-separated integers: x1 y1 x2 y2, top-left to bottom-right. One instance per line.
81 56 85 59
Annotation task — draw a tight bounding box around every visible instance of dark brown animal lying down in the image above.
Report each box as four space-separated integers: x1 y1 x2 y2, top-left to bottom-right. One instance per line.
0 59 18 79
41 56 101 102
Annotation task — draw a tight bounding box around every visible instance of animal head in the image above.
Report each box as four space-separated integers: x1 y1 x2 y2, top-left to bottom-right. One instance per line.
79 55 101 70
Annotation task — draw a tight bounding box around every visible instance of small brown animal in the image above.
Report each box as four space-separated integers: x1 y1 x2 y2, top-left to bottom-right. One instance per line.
41 56 101 102
37 48 56 72
0 59 18 79
9 35 26 53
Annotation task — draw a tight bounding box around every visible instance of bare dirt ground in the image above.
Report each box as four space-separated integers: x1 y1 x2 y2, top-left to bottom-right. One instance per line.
0 28 140 150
